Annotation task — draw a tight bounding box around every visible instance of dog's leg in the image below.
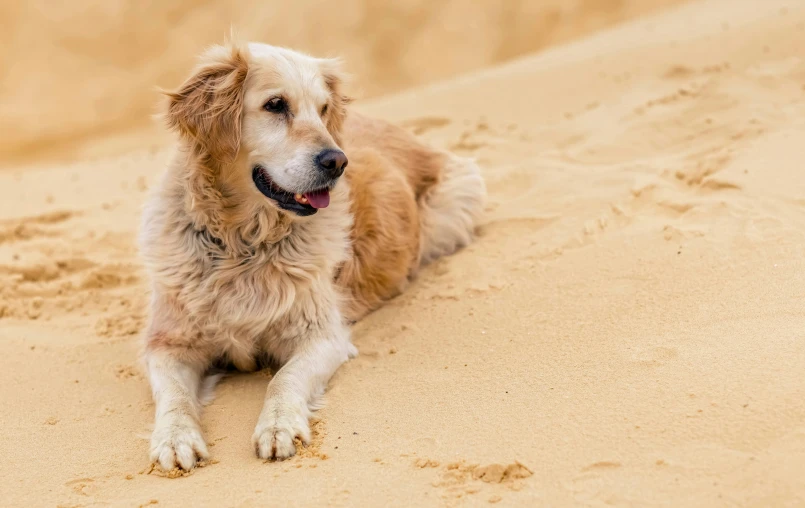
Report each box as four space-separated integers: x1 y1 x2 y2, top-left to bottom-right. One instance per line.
146 348 209 471
253 313 356 460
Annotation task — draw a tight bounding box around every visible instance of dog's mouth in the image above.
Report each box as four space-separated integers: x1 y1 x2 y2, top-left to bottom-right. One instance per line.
252 166 333 217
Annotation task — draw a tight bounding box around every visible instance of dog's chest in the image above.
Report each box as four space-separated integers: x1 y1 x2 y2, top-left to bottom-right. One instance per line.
187 209 350 365
204 257 303 331
199 243 338 363
195 258 301 368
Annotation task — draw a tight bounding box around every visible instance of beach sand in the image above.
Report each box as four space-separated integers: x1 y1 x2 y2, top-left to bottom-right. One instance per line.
1 0 804 506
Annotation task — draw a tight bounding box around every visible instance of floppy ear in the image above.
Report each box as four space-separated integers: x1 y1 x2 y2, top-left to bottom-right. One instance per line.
163 43 249 164
319 58 352 147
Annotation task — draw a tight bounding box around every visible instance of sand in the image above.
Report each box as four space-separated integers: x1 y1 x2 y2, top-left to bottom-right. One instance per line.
1 0 686 166
1 0 805 506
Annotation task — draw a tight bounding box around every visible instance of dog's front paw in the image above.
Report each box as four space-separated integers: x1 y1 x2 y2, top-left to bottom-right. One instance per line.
252 404 311 460
150 419 209 471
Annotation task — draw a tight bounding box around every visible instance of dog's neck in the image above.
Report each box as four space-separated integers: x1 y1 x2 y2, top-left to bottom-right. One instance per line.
177 148 293 256
173 146 351 267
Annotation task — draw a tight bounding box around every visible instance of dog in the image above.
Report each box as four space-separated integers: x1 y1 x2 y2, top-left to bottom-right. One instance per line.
139 40 485 471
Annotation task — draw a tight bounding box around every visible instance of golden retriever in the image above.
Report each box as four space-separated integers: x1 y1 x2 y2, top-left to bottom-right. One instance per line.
139 40 485 471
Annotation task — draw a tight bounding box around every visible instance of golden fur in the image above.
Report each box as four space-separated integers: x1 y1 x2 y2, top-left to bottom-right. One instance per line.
139 40 485 471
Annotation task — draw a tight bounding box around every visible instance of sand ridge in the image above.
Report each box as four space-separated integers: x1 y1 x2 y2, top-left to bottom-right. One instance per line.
0 0 688 166
1 0 805 506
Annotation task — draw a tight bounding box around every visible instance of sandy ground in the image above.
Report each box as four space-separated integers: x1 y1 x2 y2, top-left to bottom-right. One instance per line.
2 0 805 506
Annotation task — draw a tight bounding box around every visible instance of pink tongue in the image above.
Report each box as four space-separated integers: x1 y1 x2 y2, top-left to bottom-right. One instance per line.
304 189 330 209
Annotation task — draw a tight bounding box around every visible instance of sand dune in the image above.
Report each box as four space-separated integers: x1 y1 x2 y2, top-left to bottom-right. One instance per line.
2 0 805 506
0 0 686 165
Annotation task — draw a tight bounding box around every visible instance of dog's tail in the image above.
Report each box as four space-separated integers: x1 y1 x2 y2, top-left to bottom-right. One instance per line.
417 155 486 266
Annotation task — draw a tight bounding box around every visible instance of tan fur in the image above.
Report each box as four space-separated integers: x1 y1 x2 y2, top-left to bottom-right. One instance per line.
139 41 485 471
335 144 421 320
163 44 249 165
335 114 450 320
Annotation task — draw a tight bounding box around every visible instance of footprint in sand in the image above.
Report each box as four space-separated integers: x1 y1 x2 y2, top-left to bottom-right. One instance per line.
0 210 77 245
416 458 533 503
400 116 451 135
64 477 96 496
114 364 143 380
0 258 143 334
581 460 622 472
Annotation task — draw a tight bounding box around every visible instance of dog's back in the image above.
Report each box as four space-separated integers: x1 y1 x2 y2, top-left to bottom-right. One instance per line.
336 112 486 320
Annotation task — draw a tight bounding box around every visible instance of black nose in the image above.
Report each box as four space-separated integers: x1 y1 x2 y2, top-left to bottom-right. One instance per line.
316 149 348 179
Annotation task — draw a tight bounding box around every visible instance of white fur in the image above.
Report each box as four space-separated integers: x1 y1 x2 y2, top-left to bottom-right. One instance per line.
419 156 487 265
147 351 209 471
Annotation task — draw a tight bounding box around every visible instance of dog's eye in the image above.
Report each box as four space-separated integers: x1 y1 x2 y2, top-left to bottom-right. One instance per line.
264 97 287 114
320 104 329 116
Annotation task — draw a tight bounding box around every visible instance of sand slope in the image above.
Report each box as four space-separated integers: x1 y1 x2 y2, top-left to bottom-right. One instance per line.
0 0 687 165
1 0 805 506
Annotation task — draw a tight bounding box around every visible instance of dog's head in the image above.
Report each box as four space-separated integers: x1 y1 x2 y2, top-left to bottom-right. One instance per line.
164 42 350 217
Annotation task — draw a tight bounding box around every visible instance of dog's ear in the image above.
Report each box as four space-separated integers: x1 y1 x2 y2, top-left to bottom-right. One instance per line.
319 58 352 147
163 43 249 164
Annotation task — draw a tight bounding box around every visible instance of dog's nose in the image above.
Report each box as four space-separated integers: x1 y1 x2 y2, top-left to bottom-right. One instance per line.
316 149 348 179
